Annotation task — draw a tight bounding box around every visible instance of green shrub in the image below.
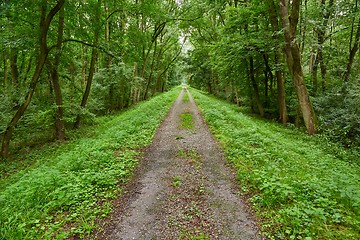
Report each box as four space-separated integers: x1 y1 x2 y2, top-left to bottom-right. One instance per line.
314 83 360 148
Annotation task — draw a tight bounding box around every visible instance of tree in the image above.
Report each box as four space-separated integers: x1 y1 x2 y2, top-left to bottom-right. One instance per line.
278 0 317 135
1 0 65 158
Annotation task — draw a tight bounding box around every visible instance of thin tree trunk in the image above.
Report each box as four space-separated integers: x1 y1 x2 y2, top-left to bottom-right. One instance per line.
74 0 102 129
81 46 87 87
263 53 274 106
3 50 8 95
234 87 240 106
312 0 333 93
279 0 317 134
312 55 319 94
144 40 157 99
104 0 115 110
249 56 264 117
267 0 288 124
155 41 164 93
344 16 360 82
1 0 65 158
9 48 19 87
50 6 65 141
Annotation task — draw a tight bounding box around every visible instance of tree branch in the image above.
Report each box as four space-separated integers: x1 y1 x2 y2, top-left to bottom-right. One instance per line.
48 39 117 59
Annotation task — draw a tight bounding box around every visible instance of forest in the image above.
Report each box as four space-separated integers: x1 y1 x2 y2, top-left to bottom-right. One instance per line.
0 0 360 239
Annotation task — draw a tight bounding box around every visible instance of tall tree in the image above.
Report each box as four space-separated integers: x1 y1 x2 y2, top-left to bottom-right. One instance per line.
266 0 288 124
344 0 360 82
49 5 66 141
278 0 317 134
1 0 65 158
74 0 102 129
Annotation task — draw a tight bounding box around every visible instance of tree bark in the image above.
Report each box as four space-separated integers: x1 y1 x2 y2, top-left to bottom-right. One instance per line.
74 0 102 129
49 6 66 141
1 0 65 158
3 50 8 95
249 55 264 117
263 53 274 107
9 48 19 87
279 0 317 135
267 0 288 124
144 40 158 99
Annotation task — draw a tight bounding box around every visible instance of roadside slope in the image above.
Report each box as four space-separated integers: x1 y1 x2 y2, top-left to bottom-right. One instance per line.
0 87 180 239
190 88 360 240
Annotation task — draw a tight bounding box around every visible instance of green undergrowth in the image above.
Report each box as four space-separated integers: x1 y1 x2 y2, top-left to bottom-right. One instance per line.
189 88 360 240
0 87 180 239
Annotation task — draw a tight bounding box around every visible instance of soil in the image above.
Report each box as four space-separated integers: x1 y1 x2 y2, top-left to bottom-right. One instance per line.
95 87 262 239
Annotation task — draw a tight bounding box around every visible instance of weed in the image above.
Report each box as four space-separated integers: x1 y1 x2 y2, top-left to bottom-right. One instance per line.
172 176 182 187
178 229 210 240
176 149 201 168
180 112 194 129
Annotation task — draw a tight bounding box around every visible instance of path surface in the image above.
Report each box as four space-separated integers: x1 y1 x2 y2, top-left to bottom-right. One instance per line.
103 88 260 239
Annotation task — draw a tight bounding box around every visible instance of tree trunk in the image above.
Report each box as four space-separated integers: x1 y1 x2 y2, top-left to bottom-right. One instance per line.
3 50 8 95
267 0 288 124
249 55 264 117
74 0 102 129
263 53 274 107
144 40 158 99
312 0 333 93
9 47 19 87
279 0 317 135
50 6 65 141
311 55 319 94
1 0 65 158
81 46 87 87
344 17 360 82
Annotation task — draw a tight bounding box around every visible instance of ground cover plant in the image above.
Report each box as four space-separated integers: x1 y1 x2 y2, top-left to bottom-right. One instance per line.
190 88 360 240
0 87 180 239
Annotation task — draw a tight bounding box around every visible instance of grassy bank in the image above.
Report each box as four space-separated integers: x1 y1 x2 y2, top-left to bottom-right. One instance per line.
0 87 180 239
190 88 360 240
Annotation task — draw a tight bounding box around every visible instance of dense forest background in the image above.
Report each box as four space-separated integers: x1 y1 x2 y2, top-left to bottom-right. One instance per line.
1 0 360 158
0 0 186 157
186 0 360 148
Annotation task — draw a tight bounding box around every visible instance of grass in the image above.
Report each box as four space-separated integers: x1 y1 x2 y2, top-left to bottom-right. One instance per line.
189 88 360 240
182 92 190 103
177 149 201 168
172 176 182 187
180 112 194 129
0 87 180 239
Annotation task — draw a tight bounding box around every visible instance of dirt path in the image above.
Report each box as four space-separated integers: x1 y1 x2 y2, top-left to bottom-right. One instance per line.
102 87 261 239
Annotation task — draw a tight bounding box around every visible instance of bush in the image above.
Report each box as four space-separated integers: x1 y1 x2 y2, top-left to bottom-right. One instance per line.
314 83 360 147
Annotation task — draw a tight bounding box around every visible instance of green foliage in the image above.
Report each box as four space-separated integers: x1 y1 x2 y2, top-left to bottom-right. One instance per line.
0 87 180 239
190 88 360 240
314 83 360 149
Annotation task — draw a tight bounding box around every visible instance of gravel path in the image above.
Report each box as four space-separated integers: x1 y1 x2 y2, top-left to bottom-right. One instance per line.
102 87 261 239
